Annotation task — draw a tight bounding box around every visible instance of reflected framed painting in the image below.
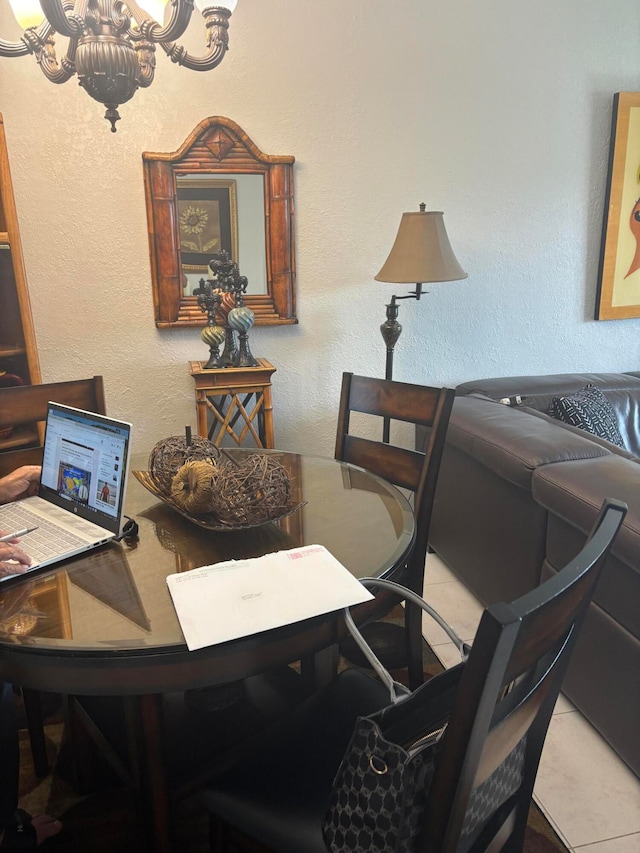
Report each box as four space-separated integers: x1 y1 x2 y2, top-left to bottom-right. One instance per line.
596 93 640 320
176 177 239 295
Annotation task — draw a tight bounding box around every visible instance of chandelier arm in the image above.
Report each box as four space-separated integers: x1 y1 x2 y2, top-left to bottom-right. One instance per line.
126 0 195 43
40 0 85 38
0 39 31 57
0 0 76 59
134 43 156 87
110 1 131 31
158 6 231 71
159 37 226 70
36 36 78 83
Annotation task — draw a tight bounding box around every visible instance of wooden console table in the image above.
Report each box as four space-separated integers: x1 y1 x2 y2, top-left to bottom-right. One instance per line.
189 359 276 448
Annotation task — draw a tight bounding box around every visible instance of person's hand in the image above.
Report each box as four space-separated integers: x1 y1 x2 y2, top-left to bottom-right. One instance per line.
0 541 32 577
0 465 41 504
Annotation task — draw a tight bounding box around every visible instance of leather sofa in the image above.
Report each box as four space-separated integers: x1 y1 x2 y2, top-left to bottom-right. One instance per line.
426 372 640 777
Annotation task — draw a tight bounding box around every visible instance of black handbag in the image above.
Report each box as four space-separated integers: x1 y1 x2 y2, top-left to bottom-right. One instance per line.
322 578 469 853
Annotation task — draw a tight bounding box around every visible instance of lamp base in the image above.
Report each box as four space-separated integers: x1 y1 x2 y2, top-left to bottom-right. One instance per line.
380 301 402 382
380 302 403 441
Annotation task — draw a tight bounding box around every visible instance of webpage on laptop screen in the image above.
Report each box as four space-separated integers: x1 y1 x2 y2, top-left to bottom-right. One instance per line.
41 407 128 523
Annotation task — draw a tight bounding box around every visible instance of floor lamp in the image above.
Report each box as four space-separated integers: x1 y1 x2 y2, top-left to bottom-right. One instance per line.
375 203 467 442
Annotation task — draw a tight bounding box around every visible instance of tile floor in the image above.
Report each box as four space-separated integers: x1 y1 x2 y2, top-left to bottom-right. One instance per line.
422 553 640 853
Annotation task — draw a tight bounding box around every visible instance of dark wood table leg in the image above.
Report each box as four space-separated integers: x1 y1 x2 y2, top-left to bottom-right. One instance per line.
134 694 173 853
300 644 339 691
63 695 109 794
21 687 49 777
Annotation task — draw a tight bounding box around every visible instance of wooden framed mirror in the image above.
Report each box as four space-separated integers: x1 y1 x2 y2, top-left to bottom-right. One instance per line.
143 117 297 327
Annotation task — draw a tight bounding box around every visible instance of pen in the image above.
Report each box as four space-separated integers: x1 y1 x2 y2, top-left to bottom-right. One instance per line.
0 526 38 543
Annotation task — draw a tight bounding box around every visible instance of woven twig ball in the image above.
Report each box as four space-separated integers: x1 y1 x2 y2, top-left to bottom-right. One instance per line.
171 461 216 514
149 434 220 493
209 454 291 526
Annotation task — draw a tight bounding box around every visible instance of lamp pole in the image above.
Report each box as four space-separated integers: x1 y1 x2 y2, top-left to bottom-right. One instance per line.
379 285 423 442
381 299 402 382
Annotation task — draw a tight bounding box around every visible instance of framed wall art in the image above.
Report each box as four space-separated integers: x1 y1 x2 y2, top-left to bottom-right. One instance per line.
596 92 640 320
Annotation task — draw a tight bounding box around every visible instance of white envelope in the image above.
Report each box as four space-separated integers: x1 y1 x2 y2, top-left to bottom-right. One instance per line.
166 544 374 651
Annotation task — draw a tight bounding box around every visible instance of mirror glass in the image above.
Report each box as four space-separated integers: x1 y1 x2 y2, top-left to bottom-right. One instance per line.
143 118 297 327
177 173 267 297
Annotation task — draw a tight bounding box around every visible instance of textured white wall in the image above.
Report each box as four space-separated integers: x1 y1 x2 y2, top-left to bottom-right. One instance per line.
0 0 639 456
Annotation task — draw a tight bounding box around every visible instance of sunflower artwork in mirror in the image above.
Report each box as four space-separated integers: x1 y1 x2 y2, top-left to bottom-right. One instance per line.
143 117 297 327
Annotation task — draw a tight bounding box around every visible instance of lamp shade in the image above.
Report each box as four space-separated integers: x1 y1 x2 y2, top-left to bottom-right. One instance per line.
375 209 467 284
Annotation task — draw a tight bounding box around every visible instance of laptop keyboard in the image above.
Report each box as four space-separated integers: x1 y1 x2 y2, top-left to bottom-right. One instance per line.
0 504 90 564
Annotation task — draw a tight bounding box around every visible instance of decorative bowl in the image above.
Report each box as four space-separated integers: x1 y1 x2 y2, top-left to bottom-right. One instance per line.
132 469 306 532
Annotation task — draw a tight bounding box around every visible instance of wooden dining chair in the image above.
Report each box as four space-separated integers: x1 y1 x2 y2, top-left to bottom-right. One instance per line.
0 376 106 776
0 376 106 477
198 498 626 853
335 372 455 688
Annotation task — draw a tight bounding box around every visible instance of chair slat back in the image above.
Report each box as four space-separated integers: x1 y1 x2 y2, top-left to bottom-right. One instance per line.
335 372 455 596
0 377 106 478
422 499 626 852
0 377 105 429
340 374 443 426
341 435 424 493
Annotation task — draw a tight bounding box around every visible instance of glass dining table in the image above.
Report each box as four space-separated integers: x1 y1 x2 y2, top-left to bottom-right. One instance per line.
0 449 415 852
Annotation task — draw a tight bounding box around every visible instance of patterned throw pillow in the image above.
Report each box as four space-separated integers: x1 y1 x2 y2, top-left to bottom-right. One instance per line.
548 384 626 448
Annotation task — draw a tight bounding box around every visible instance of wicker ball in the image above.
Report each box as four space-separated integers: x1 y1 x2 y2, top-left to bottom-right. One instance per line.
171 461 216 514
209 454 291 526
149 435 220 493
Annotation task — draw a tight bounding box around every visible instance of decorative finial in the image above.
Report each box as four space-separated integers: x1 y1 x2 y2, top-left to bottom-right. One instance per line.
105 105 121 133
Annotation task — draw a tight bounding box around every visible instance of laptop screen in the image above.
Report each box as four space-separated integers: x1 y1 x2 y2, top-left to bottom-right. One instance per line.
39 402 132 536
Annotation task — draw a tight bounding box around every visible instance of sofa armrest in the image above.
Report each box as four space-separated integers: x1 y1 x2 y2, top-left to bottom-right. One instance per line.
520 406 640 461
457 372 640 457
532 454 640 580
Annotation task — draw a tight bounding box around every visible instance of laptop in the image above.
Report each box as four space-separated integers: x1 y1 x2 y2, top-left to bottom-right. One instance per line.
0 402 132 580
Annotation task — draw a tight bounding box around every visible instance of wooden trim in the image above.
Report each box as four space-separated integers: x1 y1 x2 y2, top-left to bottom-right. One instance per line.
0 114 41 384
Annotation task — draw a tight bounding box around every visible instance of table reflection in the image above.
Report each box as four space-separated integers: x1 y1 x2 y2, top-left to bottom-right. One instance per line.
68 548 151 632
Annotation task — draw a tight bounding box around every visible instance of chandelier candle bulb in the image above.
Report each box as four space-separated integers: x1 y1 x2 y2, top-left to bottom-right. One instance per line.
135 0 169 22
7 0 44 29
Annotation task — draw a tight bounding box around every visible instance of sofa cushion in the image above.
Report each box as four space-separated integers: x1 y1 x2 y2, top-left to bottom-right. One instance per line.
548 384 626 448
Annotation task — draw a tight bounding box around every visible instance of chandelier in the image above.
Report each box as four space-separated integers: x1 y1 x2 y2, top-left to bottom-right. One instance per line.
0 0 237 132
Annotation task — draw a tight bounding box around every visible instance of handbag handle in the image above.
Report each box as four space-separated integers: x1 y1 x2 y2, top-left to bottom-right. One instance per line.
343 577 470 705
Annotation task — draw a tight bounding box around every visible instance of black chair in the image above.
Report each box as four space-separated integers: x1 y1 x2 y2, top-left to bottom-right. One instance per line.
335 372 455 688
198 498 626 853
